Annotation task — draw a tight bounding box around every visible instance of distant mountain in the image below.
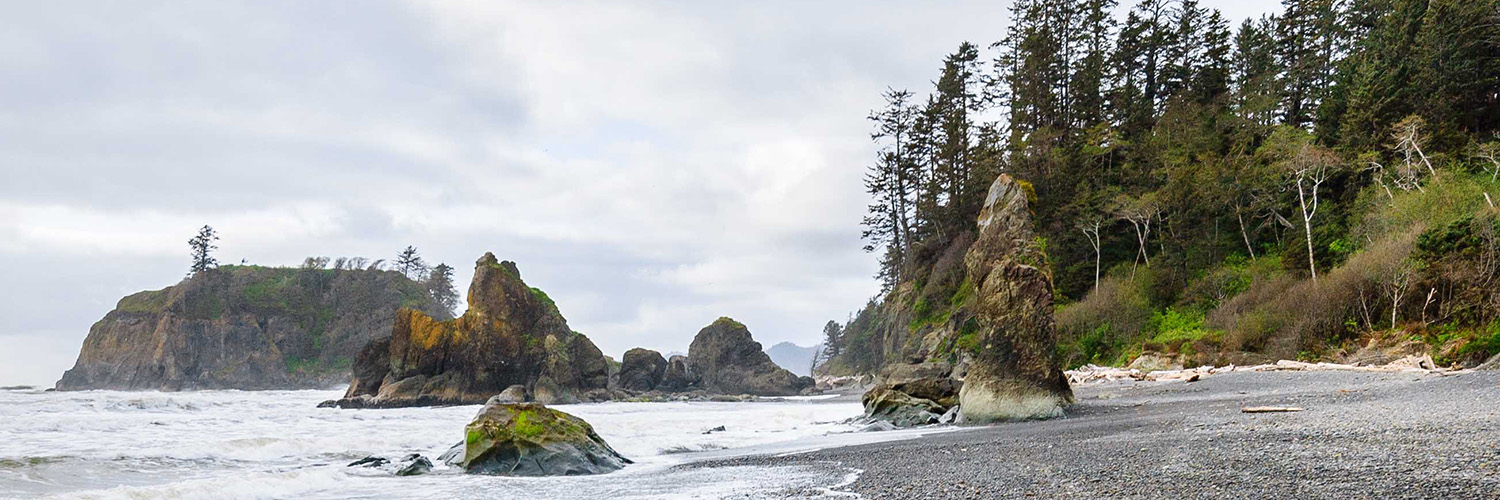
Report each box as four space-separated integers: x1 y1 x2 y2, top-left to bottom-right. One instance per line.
764 342 822 377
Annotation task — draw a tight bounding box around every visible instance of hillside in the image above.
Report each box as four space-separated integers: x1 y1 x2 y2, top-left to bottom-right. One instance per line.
821 0 1500 377
765 342 822 377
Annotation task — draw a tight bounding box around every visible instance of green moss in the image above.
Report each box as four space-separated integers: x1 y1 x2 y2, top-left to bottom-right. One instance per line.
117 290 170 313
512 409 545 439
954 317 982 354
466 427 484 445
529 287 558 314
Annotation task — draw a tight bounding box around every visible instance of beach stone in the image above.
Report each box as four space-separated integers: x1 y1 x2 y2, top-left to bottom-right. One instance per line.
957 174 1073 423
461 402 631 476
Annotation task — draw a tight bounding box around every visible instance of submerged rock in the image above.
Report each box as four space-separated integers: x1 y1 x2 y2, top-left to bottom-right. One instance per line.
347 456 388 468
461 402 630 476
957 174 1074 422
617 348 668 392
686 317 814 396
395 454 432 476
333 253 609 408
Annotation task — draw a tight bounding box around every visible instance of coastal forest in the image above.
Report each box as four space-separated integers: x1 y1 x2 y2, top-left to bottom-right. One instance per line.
820 0 1500 374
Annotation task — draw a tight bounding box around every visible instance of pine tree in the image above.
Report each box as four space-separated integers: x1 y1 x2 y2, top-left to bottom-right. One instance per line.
187 225 218 277
394 246 428 281
425 263 460 320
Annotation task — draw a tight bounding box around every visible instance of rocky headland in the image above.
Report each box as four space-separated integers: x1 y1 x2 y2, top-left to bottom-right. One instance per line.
55 265 442 391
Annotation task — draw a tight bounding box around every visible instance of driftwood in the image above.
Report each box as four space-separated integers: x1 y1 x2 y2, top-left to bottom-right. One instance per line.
1067 354 1450 385
1241 406 1304 413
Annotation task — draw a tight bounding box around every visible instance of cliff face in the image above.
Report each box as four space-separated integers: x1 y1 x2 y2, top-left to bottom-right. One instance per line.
56 266 441 391
337 253 609 407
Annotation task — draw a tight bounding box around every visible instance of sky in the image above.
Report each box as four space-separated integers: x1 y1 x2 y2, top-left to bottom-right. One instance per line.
0 0 1283 386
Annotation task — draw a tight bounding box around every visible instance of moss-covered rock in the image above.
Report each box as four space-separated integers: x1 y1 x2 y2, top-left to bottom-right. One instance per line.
461 402 630 476
334 253 609 408
56 265 441 391
686 317 813 396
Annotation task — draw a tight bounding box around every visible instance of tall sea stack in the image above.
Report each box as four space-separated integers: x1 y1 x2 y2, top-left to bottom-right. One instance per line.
956 174 1073 422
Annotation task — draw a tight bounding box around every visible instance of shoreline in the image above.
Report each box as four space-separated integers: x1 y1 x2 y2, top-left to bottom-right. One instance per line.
694 369 1500 499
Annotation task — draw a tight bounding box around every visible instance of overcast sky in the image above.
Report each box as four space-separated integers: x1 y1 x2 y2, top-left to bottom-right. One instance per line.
0 1 1282 386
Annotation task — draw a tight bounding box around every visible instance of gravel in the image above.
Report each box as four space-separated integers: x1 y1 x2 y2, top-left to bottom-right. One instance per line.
693 370 1500 499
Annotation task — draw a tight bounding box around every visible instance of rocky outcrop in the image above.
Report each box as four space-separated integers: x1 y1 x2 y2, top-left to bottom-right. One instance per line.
617 348 668 392
686 317 814 396
56 266 441 391
860 361 962 427
332 253 609 408
956 174 1073 422
657 355 696 392
461 401 630 476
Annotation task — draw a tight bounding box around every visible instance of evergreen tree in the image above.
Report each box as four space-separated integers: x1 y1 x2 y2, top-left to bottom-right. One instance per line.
187 225 218 277
425 263 460 320
394 246 428 281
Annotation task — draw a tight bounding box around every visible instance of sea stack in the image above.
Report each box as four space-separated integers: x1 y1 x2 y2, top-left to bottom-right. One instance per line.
956 174 1073 422
55 265 441 391
686 317 813 396
333 253 609 407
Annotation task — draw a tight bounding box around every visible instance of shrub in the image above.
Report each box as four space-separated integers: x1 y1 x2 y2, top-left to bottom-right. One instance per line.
1056 270 1154 367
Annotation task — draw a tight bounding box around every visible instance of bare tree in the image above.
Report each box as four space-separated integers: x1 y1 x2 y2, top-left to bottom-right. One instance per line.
1078 217 1104 290
1475 141 1500 182
1391 116 1435 179
1383 259 1417 330
1114 195 1158 276
1285 144 1341 283
301 256 330 269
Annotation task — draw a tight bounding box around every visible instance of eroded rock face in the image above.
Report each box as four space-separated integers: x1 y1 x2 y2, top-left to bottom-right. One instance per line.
334 253 609 408
617 348 668 392
658 355 696 392
956 174 1073 422
461 402 630 476
56 266 441 391
687 318 813 396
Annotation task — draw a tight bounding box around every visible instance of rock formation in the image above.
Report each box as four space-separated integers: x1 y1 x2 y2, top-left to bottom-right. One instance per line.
460 401 630 476
686 317 814 396
56 266 441 391
657 355 696 392
853 174 1072 425
861 361 961 427
955 174 1073 422
333 253 609 408
616 348 668 392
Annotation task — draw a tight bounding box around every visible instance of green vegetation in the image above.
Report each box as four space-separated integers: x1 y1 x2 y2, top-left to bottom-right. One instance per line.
822 0 1500 374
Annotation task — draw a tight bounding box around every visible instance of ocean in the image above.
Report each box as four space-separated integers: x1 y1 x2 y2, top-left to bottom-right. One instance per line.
0 387 931 499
